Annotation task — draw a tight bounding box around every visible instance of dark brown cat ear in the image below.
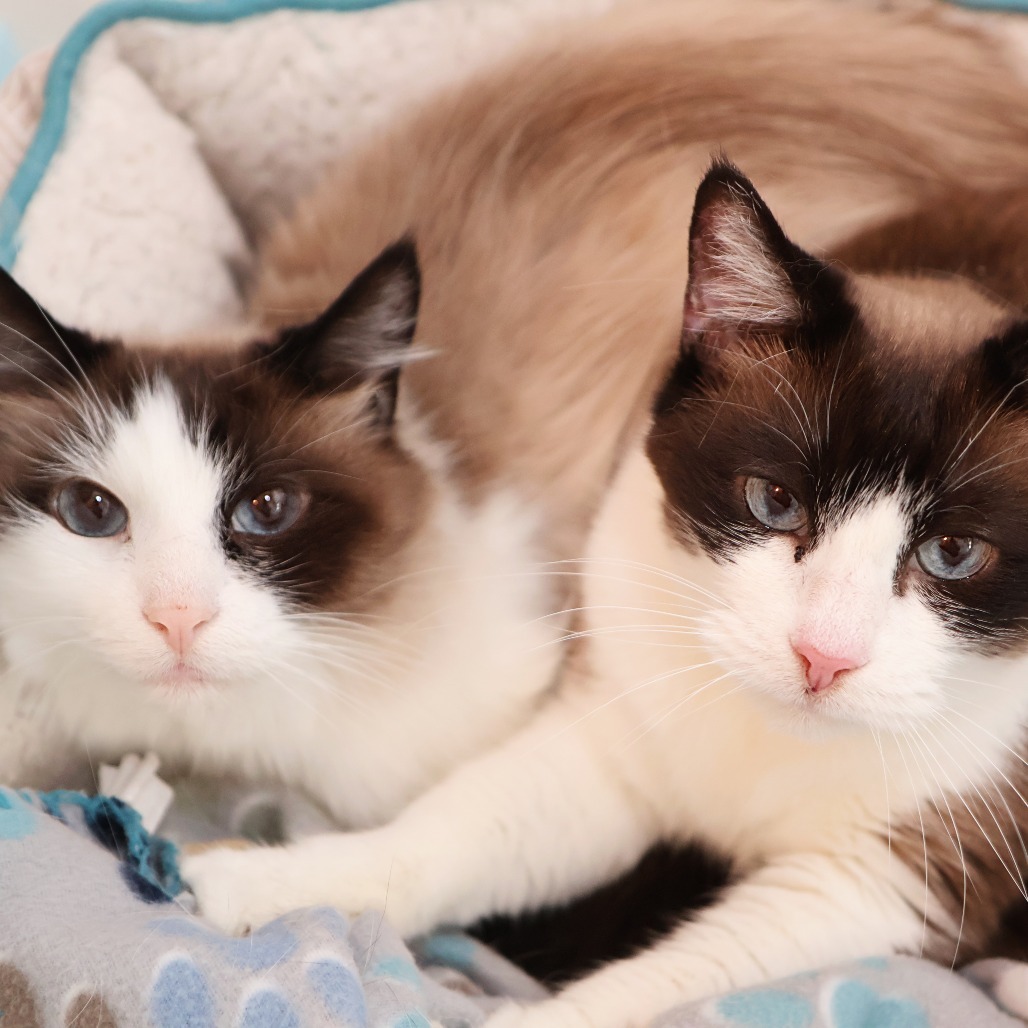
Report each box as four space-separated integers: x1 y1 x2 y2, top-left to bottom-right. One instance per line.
654 161 851 416
683 159 817 339
266 239 421 426
0 266 105 390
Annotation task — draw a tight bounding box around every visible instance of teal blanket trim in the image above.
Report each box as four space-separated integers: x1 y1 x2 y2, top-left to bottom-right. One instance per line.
951 0 1028 8
24 787 184 900
0 0 411 270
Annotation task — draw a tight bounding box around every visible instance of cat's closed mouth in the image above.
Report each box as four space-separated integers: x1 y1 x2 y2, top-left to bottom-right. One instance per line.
150 663 209 691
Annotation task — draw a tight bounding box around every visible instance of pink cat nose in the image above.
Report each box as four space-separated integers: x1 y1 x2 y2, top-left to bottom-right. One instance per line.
792 640 866 694
145 604 215 658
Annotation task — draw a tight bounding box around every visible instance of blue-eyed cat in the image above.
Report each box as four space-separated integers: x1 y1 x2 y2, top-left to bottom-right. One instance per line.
186 161 1028 1027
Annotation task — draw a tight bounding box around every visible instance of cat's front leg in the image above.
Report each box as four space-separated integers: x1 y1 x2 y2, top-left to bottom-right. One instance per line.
184 701 658 936
480 847 928 1028
183 828 421 936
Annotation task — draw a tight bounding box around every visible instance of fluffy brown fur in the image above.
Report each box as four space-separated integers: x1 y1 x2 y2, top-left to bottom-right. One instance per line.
254 0 1028 551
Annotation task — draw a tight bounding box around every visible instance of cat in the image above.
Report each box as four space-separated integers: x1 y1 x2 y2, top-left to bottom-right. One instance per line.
476 182 1028 987
184 0 1028 984
8 0 1028 975
184 159 1028 1027
0 243 573 828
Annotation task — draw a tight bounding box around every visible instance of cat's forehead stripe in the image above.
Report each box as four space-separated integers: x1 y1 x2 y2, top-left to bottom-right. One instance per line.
91 379 226 527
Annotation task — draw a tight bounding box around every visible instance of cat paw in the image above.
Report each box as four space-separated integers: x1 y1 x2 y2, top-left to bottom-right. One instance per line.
484 999 595 1028
182 832 421 936
183 845 303 935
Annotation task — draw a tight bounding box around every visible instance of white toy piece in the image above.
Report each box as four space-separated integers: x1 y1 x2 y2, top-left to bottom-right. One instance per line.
98 751 174 834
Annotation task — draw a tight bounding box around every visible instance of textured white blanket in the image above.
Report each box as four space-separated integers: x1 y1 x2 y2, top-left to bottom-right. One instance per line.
0 0 617 342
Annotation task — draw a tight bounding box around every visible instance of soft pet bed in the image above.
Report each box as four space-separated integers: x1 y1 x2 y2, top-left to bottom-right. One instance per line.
3 778 1027 1028
3 1 1028 1026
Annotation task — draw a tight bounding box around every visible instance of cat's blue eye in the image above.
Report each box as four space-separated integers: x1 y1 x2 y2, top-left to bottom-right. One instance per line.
231 487 307 537
53 480 129 538
915 535 992 581
744 476 807 533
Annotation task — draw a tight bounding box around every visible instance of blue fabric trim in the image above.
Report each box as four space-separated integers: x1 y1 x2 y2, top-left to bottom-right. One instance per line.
0 0 409 269
950 0 1028 8
24 787 184 899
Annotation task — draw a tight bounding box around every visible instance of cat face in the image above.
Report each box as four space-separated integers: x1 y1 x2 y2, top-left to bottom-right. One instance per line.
648 163 1028 732
0 242 429 697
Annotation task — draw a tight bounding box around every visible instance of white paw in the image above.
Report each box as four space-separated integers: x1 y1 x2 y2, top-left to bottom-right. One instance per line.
484 999 594 1028
182 832 423 936
183 845 302 935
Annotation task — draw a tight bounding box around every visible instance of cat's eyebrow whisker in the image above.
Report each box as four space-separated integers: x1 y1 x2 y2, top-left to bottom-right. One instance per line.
689 395 807 460
0 347 95 424
822 339 849 449
735 348 815 449
943 440 1026 492
948 454 1028 494
282 424 370 460
0 396 73 434
942 375 1028 483
0 318 107 436
31 302 108 418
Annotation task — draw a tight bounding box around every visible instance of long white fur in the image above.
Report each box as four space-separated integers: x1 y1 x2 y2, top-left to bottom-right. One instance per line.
0 380 560 826
185 444 1028 1027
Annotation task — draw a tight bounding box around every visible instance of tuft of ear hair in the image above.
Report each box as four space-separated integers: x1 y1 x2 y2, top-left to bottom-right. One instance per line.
0 266 106 390
654 160 850 416
266 239 422 426
683 159 815 337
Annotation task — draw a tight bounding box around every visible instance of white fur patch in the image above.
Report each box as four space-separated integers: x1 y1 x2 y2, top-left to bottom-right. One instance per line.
0 381 560 825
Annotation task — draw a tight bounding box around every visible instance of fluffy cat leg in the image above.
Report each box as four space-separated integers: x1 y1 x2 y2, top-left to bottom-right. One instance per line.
184 702 659 936
486 848 929 1028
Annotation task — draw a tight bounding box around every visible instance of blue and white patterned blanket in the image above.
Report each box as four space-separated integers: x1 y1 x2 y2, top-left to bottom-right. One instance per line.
2 786 1027 1028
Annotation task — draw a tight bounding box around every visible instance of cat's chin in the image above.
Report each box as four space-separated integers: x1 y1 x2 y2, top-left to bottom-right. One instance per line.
751 682 939 742
741 681 892 740
752 693 860 740
146 663 216 696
